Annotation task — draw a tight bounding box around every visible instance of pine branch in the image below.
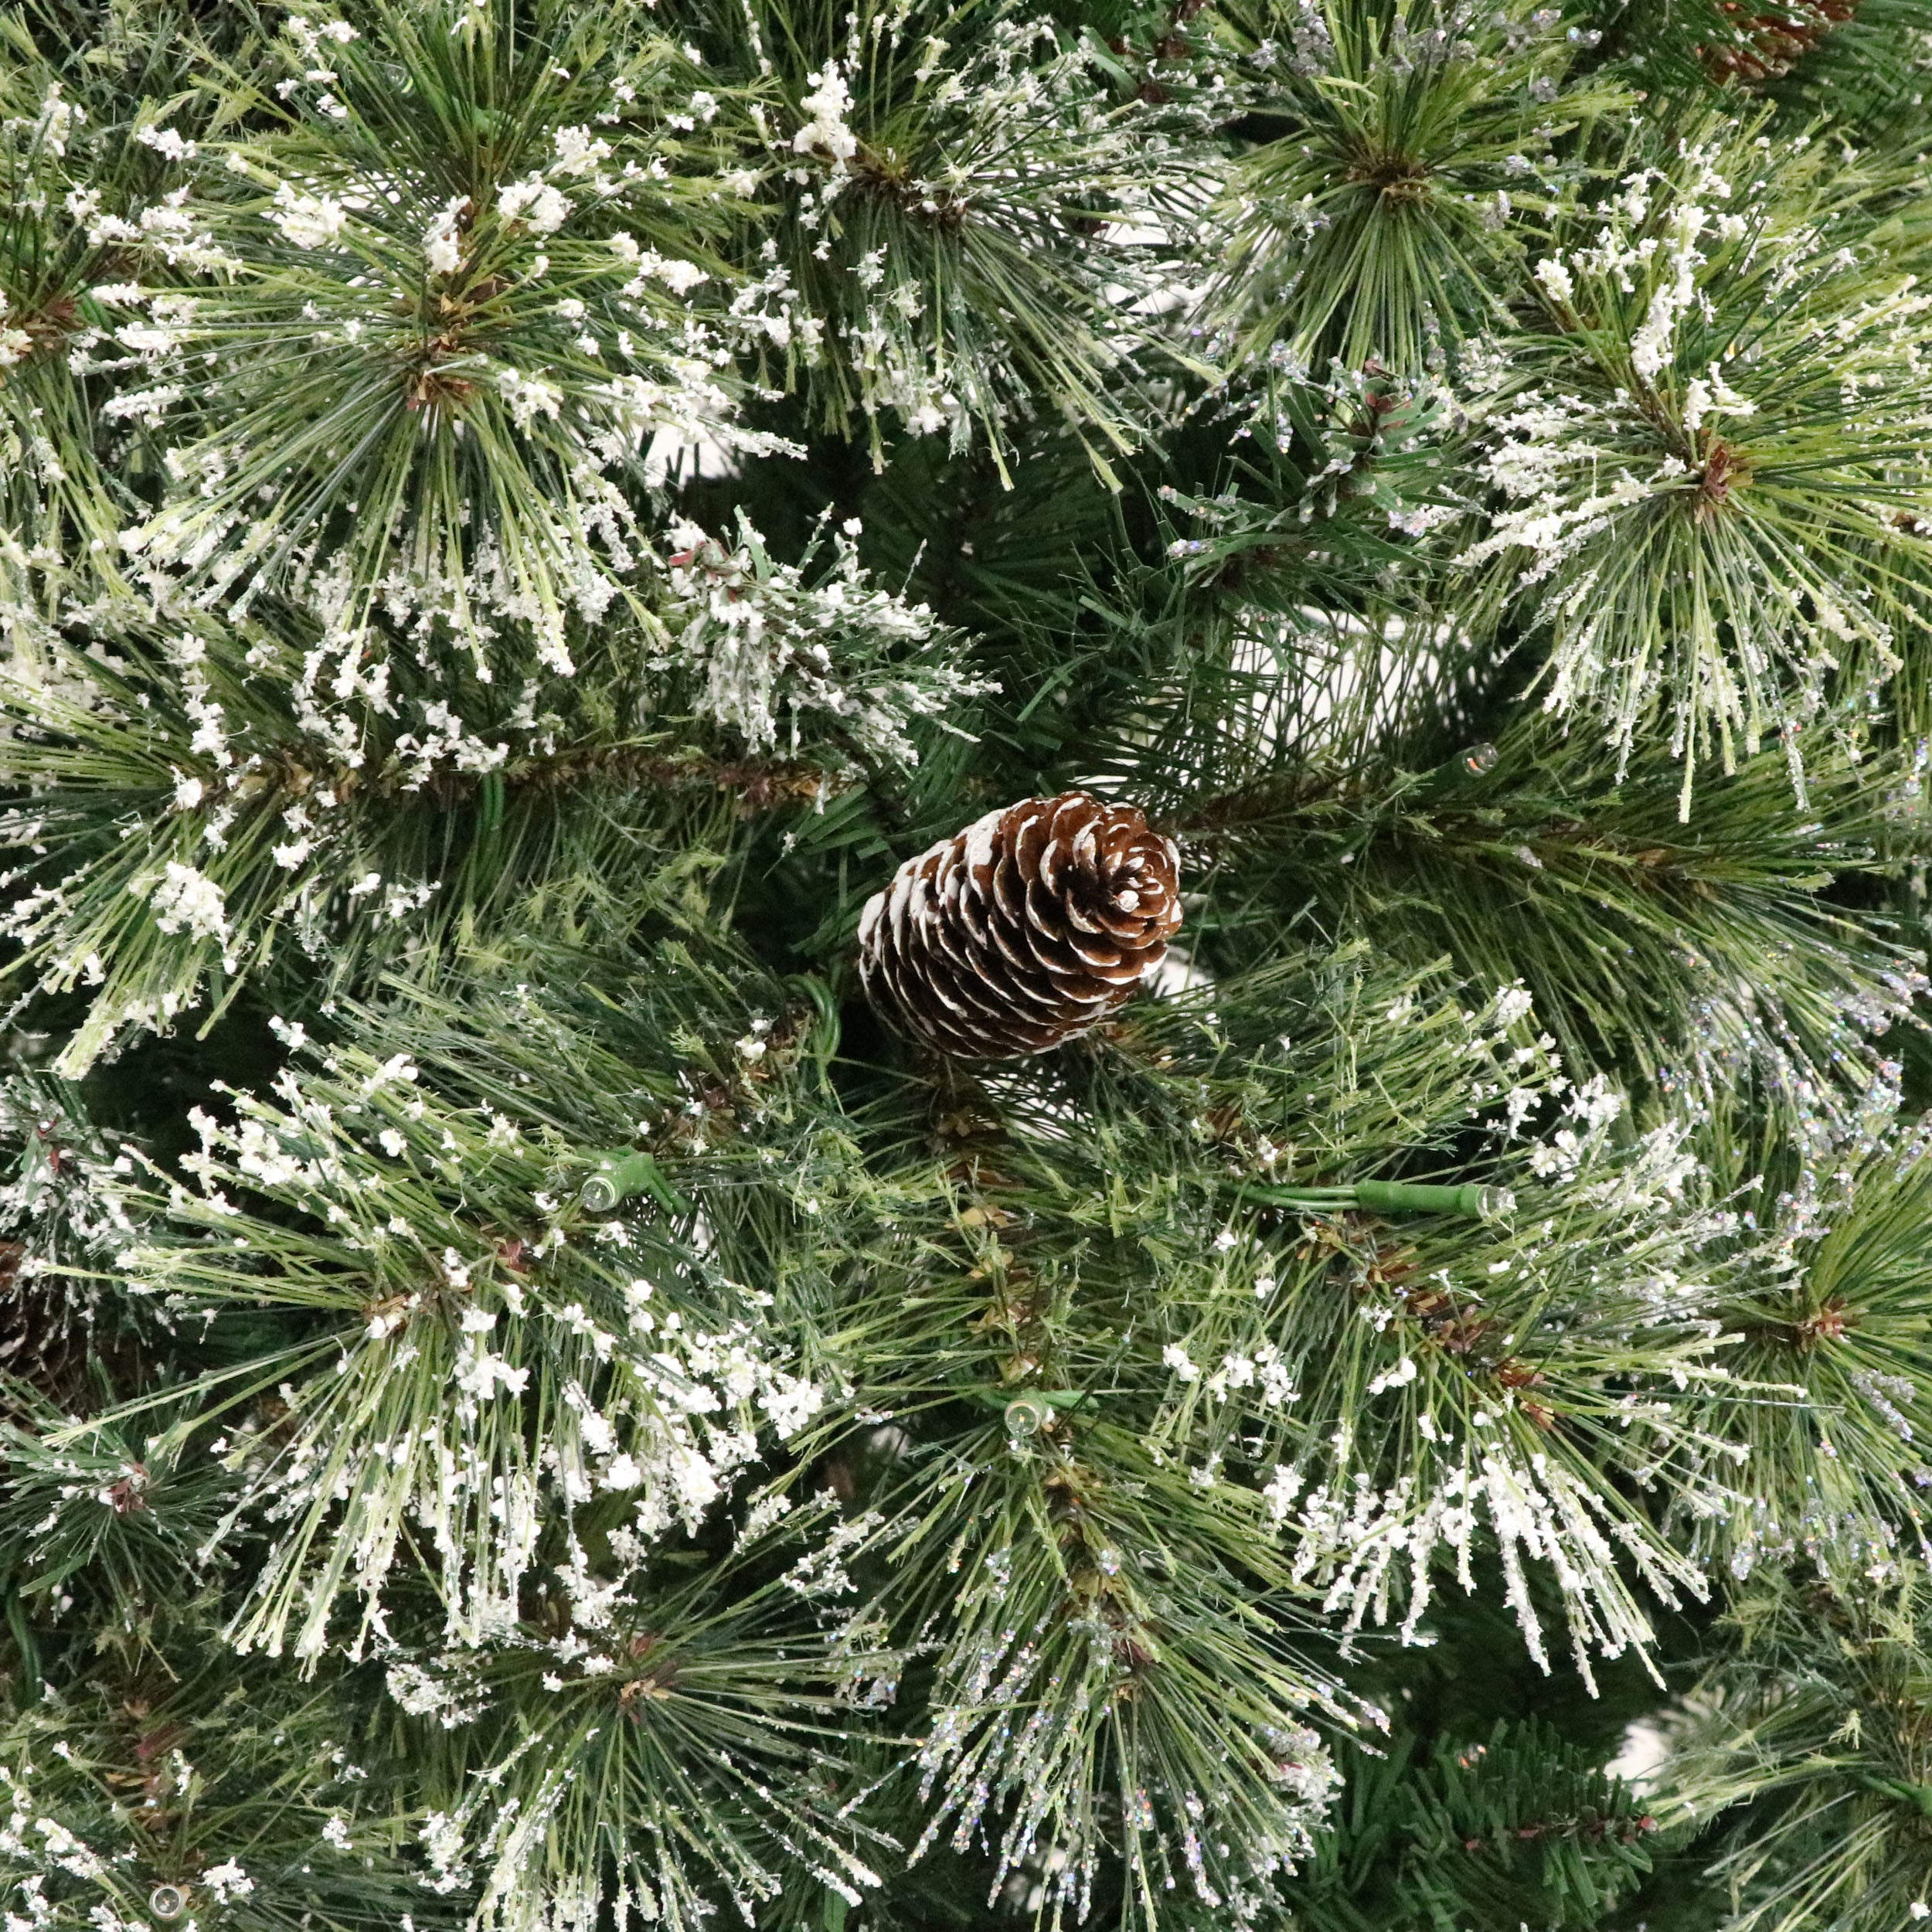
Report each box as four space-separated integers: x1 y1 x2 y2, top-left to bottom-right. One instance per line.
1662 1112 1932 1577
715 0 1223 480
1451 107 1932 808
100 0 767 655
0 9 226 620
1212 0 1632 376
427 1546 899 1932
1101 681 1927 1139
0 1628 467 1932
0 522 978 1071
92 936 835 1661
1648 1568 1932 1932
1287 1722 1659 1931
0 1072 148 1414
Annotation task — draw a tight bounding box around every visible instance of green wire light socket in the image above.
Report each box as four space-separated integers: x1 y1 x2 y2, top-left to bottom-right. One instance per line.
1003 1393 1055 1436
1862 1771 1932 1818
964 1389 1084 1436
1236 1179 1511 1221
578 1150 682 1216
478 769 505 835
1351 1179 1509 1219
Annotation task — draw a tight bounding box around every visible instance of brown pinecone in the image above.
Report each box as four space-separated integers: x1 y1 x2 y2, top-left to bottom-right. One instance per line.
857 791 1182 1060
1703 0 1856 77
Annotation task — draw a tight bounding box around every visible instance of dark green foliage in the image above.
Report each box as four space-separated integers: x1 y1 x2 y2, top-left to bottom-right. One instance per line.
1291 1721 1658 1931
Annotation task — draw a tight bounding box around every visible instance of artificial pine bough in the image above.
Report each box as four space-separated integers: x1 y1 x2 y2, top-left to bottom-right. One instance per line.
5 0 1932 1929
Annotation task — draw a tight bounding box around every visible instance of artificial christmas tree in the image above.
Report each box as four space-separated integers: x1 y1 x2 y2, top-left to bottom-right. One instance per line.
5 0 1932 1929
